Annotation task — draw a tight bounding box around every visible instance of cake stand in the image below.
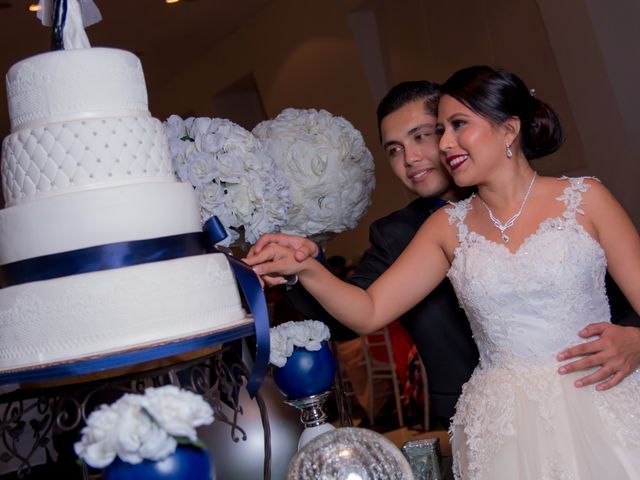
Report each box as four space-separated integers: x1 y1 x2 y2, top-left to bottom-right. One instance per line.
0 330 272 479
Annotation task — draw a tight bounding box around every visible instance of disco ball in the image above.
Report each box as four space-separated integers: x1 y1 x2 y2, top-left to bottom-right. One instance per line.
286 427 414 479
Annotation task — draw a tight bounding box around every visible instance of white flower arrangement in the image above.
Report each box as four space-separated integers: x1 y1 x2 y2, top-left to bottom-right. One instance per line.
269 320 331 368
253 108 375 238
74 385 213 469
164 115 292 247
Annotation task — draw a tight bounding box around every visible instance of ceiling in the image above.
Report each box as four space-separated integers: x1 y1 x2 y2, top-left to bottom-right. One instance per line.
0 0 272 134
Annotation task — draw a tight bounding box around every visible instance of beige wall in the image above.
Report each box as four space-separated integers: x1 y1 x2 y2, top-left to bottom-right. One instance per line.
156 0 593 263
157 0 407 263
374 0 586 178
537 0 640 227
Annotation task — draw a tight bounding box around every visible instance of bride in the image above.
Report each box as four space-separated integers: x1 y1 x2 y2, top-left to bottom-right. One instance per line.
245 66 640 479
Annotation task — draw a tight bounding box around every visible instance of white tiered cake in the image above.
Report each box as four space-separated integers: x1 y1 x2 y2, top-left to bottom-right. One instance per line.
0 48 251 372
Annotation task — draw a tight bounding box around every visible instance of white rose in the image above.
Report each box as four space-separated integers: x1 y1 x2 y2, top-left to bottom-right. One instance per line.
225 184 252 221
197 182 225 213
185 151 217 187
74 405 120 468
303 320 331 350
269 330 292 368
137 425 177 462
113 399 154 464
190 117 214 143
164 114 190 144
289 326 314 349
142 386 214 441
216 152 246 184
269 320 331 366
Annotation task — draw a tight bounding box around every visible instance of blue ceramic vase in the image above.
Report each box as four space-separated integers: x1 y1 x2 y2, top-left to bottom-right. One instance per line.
272 341 336 399
103 444 213 480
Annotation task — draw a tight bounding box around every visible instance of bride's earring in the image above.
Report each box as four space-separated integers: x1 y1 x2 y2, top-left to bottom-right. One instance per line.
506 144 513 158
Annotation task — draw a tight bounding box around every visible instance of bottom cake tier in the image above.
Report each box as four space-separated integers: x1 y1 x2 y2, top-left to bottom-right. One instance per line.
0 252 250 372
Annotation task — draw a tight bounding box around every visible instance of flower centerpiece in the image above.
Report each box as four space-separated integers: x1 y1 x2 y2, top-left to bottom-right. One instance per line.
270 320 337 449
164 115 292 247
253 108 375 240
74 385 214 479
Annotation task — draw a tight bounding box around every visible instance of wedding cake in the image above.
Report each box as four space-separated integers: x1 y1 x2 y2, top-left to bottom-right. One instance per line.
0 47 251 373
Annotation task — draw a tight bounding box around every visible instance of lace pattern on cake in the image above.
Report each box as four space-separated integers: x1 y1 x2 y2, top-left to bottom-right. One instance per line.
444 177 640 479
7 53 147 130
0 256 244 363
1 117 174 205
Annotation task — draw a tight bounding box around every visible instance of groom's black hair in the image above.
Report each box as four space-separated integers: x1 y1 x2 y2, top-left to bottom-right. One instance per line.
376 81 441 143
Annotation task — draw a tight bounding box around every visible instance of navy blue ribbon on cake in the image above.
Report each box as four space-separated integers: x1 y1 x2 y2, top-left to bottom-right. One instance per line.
0 233 205 286
0 216 269 398
202 217 270 398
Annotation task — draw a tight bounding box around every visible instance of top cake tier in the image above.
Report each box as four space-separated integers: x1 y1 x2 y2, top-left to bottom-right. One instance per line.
6 48 149 132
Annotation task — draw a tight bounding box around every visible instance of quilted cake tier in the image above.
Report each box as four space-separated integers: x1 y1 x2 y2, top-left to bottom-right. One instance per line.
1 116 173 206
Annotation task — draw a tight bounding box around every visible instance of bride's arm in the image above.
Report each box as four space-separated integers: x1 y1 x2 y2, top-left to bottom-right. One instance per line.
246 210 452 335
557 179 640 390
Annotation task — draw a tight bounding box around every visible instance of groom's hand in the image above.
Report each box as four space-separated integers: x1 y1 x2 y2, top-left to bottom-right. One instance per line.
557 323 640 390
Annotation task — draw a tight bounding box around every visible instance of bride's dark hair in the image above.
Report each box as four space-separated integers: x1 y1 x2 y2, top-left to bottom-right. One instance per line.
441 66 563 160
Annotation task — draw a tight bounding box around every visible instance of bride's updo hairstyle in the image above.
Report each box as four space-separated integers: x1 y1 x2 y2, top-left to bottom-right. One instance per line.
441 66 563 160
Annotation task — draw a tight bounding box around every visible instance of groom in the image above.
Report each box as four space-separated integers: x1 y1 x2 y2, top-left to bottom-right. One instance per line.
250 81 640 425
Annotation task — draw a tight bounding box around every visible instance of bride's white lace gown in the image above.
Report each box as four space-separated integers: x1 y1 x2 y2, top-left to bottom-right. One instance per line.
445 177 640 479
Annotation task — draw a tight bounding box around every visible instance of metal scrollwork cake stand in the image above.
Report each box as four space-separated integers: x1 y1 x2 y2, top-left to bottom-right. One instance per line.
0 322 271 479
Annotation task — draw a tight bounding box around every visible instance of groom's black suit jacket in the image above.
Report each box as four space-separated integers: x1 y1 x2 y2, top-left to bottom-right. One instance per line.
283 196 640 421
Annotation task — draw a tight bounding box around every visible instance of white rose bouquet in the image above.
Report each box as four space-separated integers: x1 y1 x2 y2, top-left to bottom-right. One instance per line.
74 385 213 468
269 320 331 368
253 108 375 238
164 115 292 247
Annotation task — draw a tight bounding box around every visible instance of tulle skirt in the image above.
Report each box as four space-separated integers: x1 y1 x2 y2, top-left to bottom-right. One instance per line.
450 361 640 479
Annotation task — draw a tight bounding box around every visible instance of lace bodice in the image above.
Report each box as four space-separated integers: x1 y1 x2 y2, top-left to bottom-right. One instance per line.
445 177 640 480
446 177 610 369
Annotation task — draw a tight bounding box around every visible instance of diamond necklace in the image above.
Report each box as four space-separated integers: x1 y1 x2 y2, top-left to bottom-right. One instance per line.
478 172 537 243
